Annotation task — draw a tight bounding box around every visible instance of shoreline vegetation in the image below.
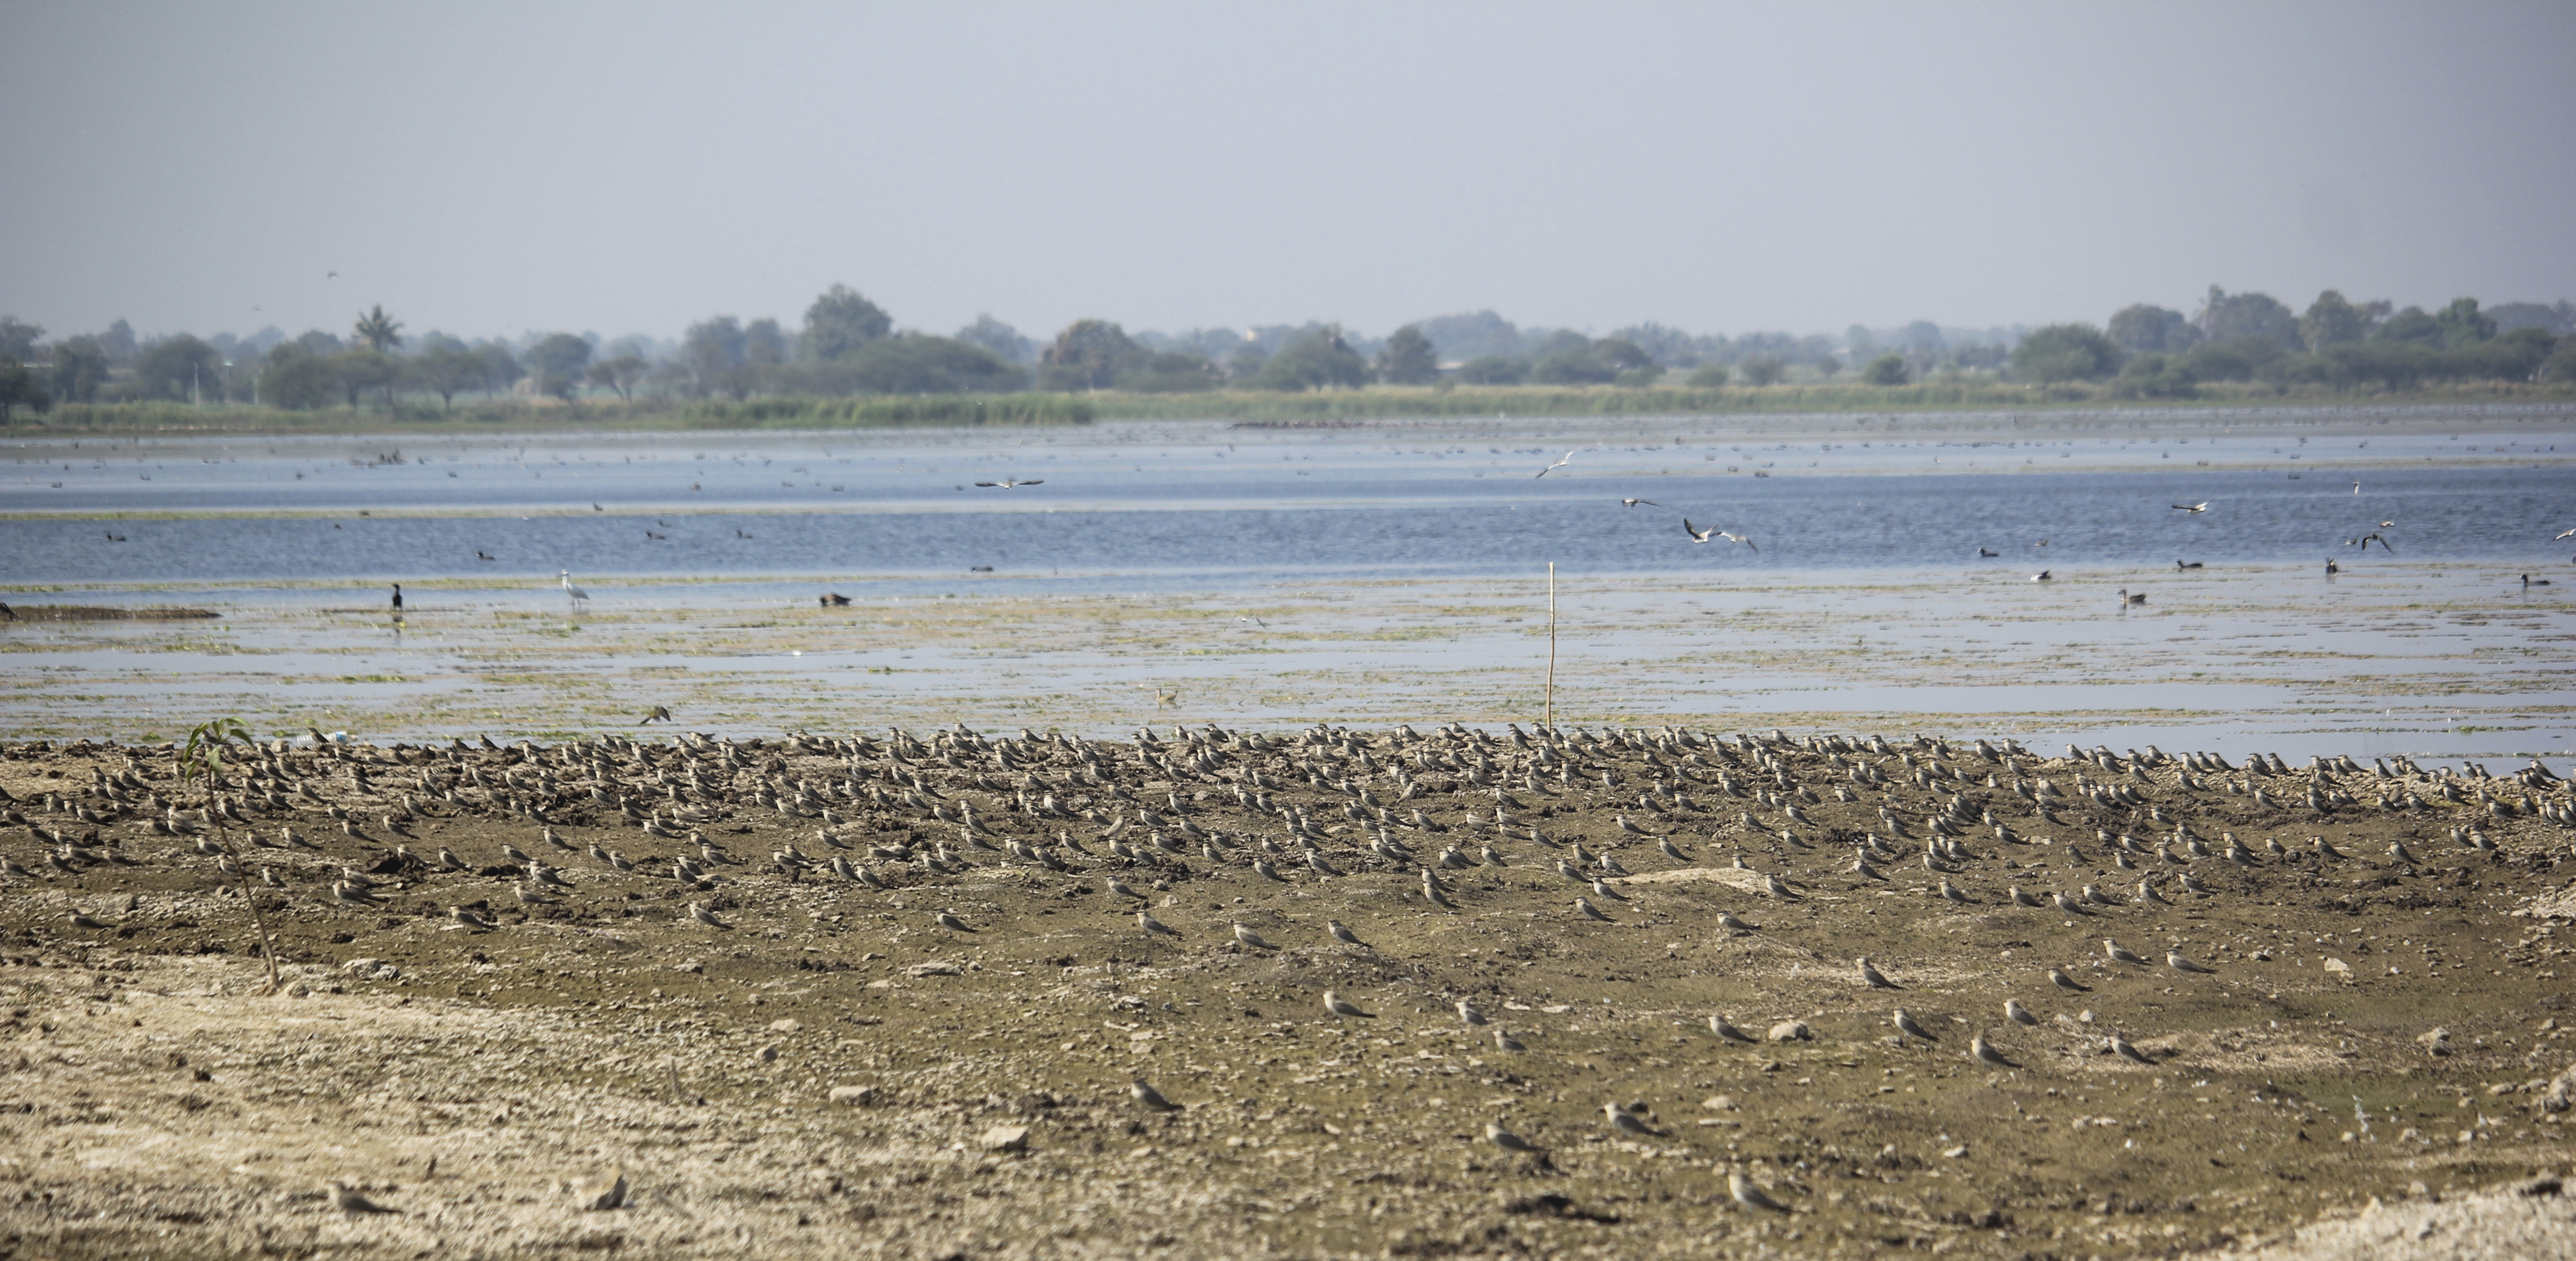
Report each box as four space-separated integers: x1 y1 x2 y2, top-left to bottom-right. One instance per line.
9 378 2576 438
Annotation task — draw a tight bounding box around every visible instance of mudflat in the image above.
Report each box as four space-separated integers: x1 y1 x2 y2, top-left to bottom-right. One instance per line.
3 723 2571 1259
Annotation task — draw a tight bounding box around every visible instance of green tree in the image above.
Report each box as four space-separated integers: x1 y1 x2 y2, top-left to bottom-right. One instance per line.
1739 355 1787 386
334 348 399 407
2181 338 2283 382
352 305 403 352
133 335 225 401
260 343 343 409
410 344 489 409
744 318 788 366
2110 353 2197 398
1531 337 1616 385
585 354 649 401
2371 307 2441 345
476 343 524 397
2194 286 2300 349
1039 319 1140 391
2011 323 2121 383
955 315 1034 363
48 336 109 403
2449 326 2555 380
792 334 1029 394
1456 356 1527 385
2325 341 2436 390
1376 324 1440 385
529 333 595 400
2299 290 2371 349
682 318 747 397
1859 354 1908 386
97 318 137 363
2106 304 2196 355
2433 297 2496 348
1686 363 1730 388
0 317 42 361
1251 327 1370 391
1816 355 1841 379
800 284 892 361
0 358 51 422
1116 351 1220 393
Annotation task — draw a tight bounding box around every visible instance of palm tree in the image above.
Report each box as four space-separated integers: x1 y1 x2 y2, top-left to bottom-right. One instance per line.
353 306 403 353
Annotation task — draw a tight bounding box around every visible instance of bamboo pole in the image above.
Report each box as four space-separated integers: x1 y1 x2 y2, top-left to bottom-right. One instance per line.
1544 562 1557 733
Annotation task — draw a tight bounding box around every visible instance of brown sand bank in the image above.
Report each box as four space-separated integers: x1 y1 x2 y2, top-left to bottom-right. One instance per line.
1 725 2572 1259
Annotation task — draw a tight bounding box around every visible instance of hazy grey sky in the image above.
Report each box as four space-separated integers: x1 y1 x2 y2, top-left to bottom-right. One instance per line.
4 1 2572 345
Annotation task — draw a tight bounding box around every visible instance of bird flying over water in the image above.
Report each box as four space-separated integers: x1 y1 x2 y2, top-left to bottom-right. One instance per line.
2173 502 2208 513
1535 451 1575 478
973 478 1044 488
1620 498 1658 508
1682 519 1756 551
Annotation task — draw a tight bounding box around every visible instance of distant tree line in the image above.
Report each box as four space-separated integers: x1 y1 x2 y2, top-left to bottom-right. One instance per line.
2012 288 2576 397
2 285 2571 419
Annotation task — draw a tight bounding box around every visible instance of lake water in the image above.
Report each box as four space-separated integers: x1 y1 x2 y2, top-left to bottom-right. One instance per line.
3 407 2574 760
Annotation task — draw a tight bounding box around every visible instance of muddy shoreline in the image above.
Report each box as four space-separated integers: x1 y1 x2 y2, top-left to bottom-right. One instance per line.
2 724 2570 1258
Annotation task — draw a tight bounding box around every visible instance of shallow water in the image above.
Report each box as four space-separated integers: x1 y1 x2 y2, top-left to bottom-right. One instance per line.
2 411 2572 760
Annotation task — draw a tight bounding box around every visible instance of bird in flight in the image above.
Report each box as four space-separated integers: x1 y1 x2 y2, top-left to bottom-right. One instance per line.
1682 519 1756 551
2556 528 2576 541
973 478 1044 488
1619 498 1659 508
2173 502 2208 513
2358 532 2392 552
1534 451 1575 478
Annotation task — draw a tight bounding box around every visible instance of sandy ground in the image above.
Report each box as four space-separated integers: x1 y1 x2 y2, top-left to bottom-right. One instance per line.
2 722 2573 1259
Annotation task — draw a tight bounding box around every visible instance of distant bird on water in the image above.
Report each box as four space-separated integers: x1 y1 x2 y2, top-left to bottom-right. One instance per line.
2325 558 2339 575
1534 451 1575 478
2116 588 2147 606
2173 502 2208 513
1620 497 1659 508
2175 559 2202 569
972 478 1044 488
